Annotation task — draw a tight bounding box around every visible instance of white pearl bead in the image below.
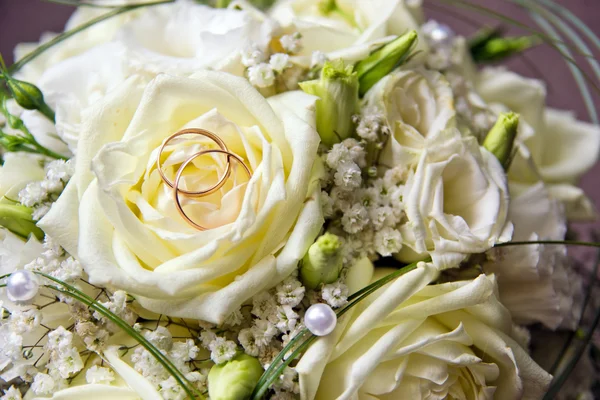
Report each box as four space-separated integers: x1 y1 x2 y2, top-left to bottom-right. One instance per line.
304 303 337 336
7 270 39 303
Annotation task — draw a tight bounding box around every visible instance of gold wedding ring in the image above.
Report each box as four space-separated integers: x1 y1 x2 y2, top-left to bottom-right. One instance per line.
155 129 252 231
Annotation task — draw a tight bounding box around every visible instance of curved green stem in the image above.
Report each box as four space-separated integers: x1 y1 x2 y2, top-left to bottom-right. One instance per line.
494 240 600 249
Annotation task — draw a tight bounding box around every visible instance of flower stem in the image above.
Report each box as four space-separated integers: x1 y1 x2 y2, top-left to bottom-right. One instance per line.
494 240 600 248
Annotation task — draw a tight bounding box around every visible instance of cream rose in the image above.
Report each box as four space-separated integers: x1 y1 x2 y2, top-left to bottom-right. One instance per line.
476 67 600 220
297 261 552 399
397 133 512 269
484 182 582 330
270 0 426 65
365 68 457 169
39 71 323 324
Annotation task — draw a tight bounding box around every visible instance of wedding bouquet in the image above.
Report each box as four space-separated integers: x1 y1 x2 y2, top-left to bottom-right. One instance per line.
0 0 599 399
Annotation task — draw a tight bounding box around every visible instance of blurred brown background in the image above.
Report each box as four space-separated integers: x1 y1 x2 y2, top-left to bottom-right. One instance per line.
0 0 599 242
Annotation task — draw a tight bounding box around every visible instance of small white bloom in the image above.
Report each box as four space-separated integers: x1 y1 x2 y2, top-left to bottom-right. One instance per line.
31 373 55 395
45 159 74 183
269 53 291 73
55 347 84 378
159 376 185 400
355 108 389 142
334 161 362 191
342 138 367 168
199 329 218 348
41 178 64 193
209 337 237 365
54 257 83 282
276 277 305 307
310 51 328 69
85 365 115 384
241 45 266 67
320 191 335 219
170 339 199 361
1 386 22 400
326 143 352 170
32 203 52 221
252 291 278 320
144 326 173 351
253 320 278 347
223 308 244 327
18 181 47 207
238 328 260 357
369 206 396 230
248 63 275 88
272 305 299 333
46 326 73 353
280 33 303 54
321 281 349 308
277 366 299 394
9 309 42 334
374 227 403 257
341 203 369 234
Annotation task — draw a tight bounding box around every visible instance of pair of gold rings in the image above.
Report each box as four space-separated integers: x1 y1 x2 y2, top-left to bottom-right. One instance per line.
156 128 251 231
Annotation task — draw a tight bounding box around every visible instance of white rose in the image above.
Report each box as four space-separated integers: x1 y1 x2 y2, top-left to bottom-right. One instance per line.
40 71 323 324
270 0 426 65
297 261 552 399
484 182 582 330
117 2 276 77
365 68 457 169
397 133 512 269
476 68 600 220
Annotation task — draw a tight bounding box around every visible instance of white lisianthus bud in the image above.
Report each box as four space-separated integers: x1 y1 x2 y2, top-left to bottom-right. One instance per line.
208 354 263 400
299 60 359 146
301 233 344 289
0 204 44 240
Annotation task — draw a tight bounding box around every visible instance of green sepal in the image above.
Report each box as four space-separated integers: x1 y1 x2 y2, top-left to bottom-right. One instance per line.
0 203 44 240
355 30 418 97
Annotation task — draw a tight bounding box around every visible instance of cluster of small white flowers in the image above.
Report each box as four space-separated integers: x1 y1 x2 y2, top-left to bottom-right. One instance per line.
18 159 74 221
320 132 407 263
24 236 82 284
243 34 300 90
272 366 300 396
44 326 84 385
131 325 205 396
353 107 391 143
235 275 307 368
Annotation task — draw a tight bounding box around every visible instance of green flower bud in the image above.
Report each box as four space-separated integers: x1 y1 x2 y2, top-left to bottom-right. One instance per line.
4 77 55 122
470 32 539 63
208 354 263 400
299 60 359 147
355 30 418 97
0 204 44 241
483 112 519 170
300 233 343 289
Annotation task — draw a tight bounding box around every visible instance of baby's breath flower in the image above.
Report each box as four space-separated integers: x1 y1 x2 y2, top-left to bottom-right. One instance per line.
253 320 278 347
9 309 41 334
269 53 291 73
85 365 115 384
321 281 349 308
252 291 277 320
276 276 305 307
209 337 238 365
271 305 299 333
280 32 303 54
18 182 47 207
31 373 55 395
334 161 362 191
311 51 328 69
374 227 403 257
341 203 369 234
248 63 275 88
238 328 260 357
320 191 335 218
241 45 266 67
